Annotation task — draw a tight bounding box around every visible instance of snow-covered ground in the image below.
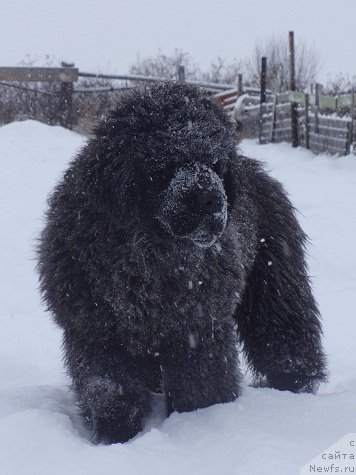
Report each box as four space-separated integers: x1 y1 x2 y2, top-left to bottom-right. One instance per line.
0 120 355 475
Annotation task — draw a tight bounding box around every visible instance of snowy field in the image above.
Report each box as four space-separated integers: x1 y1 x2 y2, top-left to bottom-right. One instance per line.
0 120 355 474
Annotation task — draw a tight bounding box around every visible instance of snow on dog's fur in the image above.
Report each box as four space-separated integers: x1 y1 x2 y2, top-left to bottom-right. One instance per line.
38 82 327 444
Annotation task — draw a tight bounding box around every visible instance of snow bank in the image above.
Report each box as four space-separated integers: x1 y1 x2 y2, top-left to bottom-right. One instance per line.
0 122 355 474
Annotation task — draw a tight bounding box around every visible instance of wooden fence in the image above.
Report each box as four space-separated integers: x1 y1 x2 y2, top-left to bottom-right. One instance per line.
217 88 356 157
0 65 241 132
214 86 266 116
1 65 356 157
0 65 78 128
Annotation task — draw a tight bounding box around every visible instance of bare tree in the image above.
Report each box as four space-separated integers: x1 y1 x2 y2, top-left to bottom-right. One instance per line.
244 34 321 92
129 50 243 85
129 49 200 80
323 73 356 95
198 56 243 85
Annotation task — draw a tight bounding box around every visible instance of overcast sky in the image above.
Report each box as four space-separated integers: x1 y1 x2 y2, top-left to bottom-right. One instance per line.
1 0 355 83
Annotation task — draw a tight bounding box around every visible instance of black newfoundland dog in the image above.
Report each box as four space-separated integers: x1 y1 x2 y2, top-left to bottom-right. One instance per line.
38 82 327 444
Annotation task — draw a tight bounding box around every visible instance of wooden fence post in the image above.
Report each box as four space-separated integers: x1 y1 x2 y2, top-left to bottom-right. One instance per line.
178 65 185 82
314 83 320 134
237 74 243 96
59 62 74 129
289 31 299 147
270 93 277 143
345 121 353 155
259 56 267 144
304 93 310 149
351 90 355 152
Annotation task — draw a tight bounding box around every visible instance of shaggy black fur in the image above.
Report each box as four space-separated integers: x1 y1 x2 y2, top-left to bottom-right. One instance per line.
37 82 327 444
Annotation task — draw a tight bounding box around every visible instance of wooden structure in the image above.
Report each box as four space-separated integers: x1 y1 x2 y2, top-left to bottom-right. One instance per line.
215 30 355 157
0 66 77 83
0 65 78 129
216 87 355 157
288 31 299 147
252 90 354 156
1 62 355 155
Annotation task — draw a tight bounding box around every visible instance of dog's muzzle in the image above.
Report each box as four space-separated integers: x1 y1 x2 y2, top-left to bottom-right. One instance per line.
158 164 228 248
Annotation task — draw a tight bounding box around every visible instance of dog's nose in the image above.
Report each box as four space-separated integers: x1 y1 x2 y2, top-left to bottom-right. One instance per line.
197 191 223 214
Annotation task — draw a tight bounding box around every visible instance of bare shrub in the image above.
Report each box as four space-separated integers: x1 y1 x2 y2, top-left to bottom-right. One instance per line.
244 34 320 92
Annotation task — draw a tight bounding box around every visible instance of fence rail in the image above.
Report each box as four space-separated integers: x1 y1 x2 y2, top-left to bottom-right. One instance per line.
0 66 78 83
78 70 239 92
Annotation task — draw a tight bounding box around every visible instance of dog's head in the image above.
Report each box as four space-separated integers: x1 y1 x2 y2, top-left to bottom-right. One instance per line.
96 82 238 248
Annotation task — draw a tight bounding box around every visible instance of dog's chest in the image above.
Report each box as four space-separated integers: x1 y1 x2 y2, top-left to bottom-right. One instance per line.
108 240 243 348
